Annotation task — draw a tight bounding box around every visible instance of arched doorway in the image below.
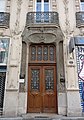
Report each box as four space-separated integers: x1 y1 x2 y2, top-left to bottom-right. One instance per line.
27 43 58 113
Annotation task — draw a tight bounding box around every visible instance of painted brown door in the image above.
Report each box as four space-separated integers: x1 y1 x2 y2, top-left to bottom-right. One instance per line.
27 44 57 113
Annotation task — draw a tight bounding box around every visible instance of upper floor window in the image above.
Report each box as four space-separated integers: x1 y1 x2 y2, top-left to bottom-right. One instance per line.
80 0 84 11
0 0 6 12
36 0 49 12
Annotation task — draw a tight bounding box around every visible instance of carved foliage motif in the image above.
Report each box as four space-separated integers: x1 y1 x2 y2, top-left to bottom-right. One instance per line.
11 0 22 36
63 0 70 36
75 0 80 12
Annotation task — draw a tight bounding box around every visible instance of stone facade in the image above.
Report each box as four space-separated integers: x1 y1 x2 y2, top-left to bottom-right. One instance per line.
0 0 83 117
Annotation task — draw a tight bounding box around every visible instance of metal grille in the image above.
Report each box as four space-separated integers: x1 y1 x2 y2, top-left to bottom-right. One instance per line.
0 72 6 115
0 12 10 28
26 12 59 25
76 12 84 27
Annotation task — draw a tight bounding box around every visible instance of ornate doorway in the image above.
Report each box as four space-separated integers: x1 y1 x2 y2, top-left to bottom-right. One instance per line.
27 44 57 113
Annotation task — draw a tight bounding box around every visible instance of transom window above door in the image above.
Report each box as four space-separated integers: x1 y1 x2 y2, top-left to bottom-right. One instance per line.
29 44 56 63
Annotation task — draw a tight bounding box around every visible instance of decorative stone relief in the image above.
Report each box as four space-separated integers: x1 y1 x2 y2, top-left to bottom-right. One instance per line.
6 0 11 12
63 0 74 59
52 0 57 11
10 0 22 37
63 0 70 36
75 0 80 12
22 27 64 44
27 33 56 43
9 0 23 61
28 0 33 11
7 67 19 89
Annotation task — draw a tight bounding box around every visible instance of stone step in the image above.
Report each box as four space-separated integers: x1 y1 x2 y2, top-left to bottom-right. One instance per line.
0 117 23 120
0 116 84 120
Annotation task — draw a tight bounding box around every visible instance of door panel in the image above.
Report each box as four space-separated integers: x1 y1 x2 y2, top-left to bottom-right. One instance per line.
28 65 57 113
43 66 57 113
28 66 42 112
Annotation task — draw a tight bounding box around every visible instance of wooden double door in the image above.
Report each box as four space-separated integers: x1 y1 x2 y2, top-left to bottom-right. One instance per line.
28 65 57 113
27 44 57 113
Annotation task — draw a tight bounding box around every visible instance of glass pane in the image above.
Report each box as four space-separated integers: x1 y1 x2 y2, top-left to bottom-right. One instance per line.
31 46 36 61
80 2 84 11
36 12 41 22
36 1 41 11
44 3 49 11
49 46 54 61
0 38 9 64
36 1 41 22
31 69 40 91
44 12 49 22
81 0 84 2
0 0 5 12
37 0 41 2
44 0 49 2
45 69 54 90
37 46 42 61
43 46 48 61
44 0 49 12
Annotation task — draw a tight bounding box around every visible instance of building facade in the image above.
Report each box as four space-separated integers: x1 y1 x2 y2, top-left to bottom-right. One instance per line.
0 0 84 117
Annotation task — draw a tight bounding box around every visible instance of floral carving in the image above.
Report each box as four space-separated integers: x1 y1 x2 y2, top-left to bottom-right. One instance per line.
11 0 22 37
63 0 70 36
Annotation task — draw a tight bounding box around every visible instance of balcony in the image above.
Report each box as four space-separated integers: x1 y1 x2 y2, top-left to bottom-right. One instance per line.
26 12 59 27
0 12 10 28
76 12 84 28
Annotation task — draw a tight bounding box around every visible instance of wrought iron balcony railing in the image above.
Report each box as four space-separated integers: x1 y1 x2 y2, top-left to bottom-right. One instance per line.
0 12 10 28
26 12 59 26
76 12 84 27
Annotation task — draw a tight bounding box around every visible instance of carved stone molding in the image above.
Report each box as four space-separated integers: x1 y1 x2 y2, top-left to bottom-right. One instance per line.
63 0 70 36
22 27 64 43
75 0 80 12
11 0 22 37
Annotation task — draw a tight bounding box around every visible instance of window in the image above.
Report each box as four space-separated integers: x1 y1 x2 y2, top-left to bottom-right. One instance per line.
80 0 84 11
36 0 50 22
30 44 56 63
36 0 49 12
0 38 9 65
0 0 6 12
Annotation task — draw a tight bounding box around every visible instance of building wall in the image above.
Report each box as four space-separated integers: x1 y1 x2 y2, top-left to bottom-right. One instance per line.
0 0 82 116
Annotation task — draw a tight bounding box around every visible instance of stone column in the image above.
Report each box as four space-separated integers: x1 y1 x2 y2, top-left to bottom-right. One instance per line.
3 35 22 117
